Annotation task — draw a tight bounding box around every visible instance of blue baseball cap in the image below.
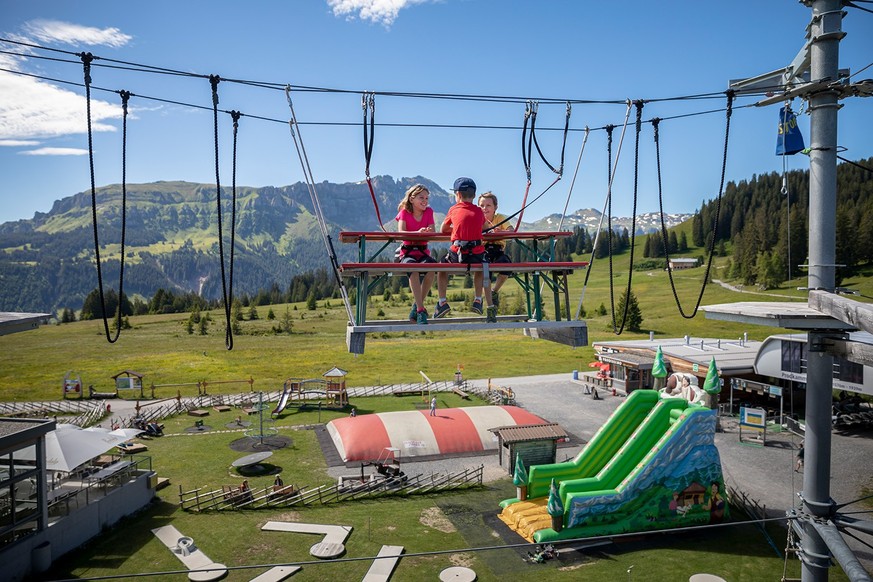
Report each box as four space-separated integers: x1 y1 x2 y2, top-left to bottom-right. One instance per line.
453 177 477 193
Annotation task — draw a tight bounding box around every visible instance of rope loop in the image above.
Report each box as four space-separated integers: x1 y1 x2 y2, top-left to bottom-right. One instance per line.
209 74 221 105
118 90 131 115
78 52 94 84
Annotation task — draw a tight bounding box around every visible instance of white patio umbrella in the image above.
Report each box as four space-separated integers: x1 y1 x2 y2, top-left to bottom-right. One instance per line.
16 424 134 472
85 426 145 440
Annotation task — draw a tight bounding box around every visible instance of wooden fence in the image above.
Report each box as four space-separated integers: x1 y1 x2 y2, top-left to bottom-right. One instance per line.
0 400 105 427
179 465 484 512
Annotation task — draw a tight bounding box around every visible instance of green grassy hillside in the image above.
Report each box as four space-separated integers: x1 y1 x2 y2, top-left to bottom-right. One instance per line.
6 237 863 401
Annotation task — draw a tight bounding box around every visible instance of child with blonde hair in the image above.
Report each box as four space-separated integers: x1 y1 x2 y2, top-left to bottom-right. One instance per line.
396 183 436 324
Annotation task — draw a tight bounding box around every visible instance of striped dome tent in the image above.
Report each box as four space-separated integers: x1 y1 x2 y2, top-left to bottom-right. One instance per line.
326 405 547 462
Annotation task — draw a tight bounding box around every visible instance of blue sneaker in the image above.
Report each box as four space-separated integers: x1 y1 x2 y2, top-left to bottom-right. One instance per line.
471 298 483 315
409 303 417 321
417 310 428 325
434 302 452 319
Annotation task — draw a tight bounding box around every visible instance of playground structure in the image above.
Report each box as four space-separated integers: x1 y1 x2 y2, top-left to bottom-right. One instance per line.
499 389 727 543
272 370 350 417
246 392 278 447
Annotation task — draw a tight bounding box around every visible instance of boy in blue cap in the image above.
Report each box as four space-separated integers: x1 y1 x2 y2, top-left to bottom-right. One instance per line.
434 177 497 322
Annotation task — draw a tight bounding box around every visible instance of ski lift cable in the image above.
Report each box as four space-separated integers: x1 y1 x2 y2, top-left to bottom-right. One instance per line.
362 92 388 231
484 101 569 234
557 125 590 232
0 63 751 134
610 100 646 335
781 103 793 283
575 100 633 319
208 75 236 350
79 51 126 344
1 36 806 108
284 86 355 325
654 90 735 319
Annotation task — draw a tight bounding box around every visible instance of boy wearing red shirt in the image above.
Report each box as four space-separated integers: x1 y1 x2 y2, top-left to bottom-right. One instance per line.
434 177 497 322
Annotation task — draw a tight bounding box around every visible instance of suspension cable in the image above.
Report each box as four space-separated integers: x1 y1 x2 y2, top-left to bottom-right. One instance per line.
483 101 569 234
209 74 235 350
285 86 355 325
362 92 387 230
610 100 645 335
655 90 735 319
576 100 633 318
80 51 126 343
557 126 590 232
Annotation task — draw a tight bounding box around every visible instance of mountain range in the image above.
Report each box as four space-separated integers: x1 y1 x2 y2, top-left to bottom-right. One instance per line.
0 177 690 312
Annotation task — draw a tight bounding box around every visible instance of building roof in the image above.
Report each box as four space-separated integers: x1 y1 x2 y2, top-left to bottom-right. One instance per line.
0 418 55 455
0 312 51 336
489 423 569 444
597 351 655 369
594 336 763 375
322 367 348 378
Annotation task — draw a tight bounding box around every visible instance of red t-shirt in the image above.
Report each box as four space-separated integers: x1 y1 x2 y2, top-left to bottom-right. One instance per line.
444 201 485 253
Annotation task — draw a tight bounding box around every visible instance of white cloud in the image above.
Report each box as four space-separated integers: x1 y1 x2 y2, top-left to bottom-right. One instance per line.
327 0 428 26
0 20 126 141
23 20 132 48
19 147 89 156
0 140 40 146
0 70 119 140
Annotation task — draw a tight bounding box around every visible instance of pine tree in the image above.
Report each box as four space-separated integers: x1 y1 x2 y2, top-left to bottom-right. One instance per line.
616 290 643 332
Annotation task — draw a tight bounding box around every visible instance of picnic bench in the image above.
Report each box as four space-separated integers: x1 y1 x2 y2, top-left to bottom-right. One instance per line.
339 231 589 353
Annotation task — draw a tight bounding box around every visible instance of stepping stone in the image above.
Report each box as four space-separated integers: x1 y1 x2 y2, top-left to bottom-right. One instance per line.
362 545 404 582
151 525 227 582
249 565 301 581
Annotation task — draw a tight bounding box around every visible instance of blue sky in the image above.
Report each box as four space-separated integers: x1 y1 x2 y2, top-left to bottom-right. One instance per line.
1 1 871 226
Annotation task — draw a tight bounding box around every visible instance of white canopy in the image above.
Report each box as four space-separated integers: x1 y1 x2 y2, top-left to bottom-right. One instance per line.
16 424 137 472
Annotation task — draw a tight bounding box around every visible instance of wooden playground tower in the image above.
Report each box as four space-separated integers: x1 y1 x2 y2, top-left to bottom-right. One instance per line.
282 367 349 408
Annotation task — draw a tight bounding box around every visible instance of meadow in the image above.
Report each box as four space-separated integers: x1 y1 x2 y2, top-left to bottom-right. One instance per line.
7 245 870 401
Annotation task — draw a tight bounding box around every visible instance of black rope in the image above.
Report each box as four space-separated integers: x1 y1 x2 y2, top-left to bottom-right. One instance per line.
531 101 571 176
655 91 734 319
80 51 124 343
228 110 242 349
485 101 566 233
0 35 755 106
837 155 873 174
209 74 234 350
0 64 755 135
604 124 617 329
361 92 386 229
522 101 533 182
611 101 645 335
114 89 131 339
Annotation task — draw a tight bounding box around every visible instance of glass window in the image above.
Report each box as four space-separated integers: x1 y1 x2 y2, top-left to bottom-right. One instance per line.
835 357 863 385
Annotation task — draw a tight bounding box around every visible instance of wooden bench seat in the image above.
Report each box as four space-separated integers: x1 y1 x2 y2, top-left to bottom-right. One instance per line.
339 230 573 244
340 261 587 275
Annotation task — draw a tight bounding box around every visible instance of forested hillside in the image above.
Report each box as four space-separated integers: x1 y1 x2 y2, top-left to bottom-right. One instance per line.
691 156 873 287
0 176 454 312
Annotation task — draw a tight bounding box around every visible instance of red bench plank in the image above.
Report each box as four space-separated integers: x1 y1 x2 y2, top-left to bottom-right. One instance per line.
340 261 587 273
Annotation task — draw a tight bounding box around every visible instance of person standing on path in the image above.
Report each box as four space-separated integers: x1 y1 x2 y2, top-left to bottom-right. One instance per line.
430 396 437 416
